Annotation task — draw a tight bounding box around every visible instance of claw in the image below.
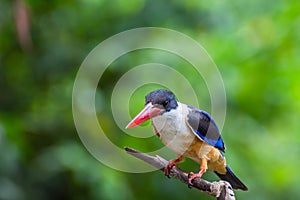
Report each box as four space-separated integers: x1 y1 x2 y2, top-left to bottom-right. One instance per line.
187 172 194 188
164 162 175 178
188 167 206 186
164 157 183 178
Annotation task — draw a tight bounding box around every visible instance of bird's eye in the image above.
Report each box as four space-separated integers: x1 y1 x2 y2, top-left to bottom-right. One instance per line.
162 100 169 107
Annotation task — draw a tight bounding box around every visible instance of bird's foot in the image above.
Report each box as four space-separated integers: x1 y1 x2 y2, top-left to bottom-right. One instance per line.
164 157 183 178
164 161 177 178
187 168 206 188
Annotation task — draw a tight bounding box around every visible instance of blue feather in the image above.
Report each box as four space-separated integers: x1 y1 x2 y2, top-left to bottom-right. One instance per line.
195 130 225 151
187 106 225 151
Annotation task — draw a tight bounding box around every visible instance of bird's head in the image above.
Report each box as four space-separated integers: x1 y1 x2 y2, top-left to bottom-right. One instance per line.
126 89 178 128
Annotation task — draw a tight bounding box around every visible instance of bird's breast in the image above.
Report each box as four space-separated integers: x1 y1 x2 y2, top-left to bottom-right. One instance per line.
151 103 196 156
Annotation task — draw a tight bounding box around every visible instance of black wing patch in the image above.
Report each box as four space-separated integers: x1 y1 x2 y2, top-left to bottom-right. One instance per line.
187 106 225 152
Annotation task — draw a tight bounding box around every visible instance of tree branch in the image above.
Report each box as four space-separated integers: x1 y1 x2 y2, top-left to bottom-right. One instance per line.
125 147 235 200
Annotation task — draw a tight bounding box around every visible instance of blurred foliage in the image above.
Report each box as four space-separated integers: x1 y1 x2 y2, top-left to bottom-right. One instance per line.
1 0 300 199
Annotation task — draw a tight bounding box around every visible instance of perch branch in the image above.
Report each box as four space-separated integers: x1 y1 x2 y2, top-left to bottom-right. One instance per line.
125 147 235 200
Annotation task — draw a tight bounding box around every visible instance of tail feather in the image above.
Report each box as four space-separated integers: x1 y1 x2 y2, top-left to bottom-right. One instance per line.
215 165 248 191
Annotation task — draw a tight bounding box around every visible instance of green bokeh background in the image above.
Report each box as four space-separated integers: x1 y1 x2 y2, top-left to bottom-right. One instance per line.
1 0 300 199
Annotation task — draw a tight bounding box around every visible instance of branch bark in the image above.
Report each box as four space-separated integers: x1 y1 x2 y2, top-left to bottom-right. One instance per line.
125 147 235 200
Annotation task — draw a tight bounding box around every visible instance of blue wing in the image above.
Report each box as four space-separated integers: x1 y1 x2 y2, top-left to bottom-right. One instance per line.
186 105 225 152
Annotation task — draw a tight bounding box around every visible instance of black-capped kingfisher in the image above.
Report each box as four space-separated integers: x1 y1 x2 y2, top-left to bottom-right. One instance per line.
126 89 248 191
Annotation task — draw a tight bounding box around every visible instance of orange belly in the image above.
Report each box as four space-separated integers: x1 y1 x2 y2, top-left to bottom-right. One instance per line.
183 138 227 174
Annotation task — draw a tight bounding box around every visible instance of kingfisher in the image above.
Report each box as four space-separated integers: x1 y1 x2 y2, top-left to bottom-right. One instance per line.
126 89 248 190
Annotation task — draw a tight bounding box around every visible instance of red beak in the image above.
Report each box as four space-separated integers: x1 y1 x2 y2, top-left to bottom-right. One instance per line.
126 103 162 128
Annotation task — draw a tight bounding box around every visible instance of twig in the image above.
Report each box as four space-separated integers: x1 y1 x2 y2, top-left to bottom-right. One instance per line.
125 147 235 200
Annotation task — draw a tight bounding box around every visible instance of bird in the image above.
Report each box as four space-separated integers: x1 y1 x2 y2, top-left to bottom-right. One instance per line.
126 89 248 191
